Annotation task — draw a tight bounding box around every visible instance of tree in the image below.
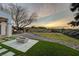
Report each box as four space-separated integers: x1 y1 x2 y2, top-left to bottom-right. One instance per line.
21 12 38 28
0 4 38 32
68 21 76 27
69 3 79 27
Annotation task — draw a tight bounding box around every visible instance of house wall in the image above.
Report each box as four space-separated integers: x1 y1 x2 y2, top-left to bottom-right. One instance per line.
0 11 13 36
7 23 12 36
1 22 7 35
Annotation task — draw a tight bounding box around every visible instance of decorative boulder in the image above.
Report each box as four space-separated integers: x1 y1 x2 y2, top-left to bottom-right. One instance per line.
16 36 29 44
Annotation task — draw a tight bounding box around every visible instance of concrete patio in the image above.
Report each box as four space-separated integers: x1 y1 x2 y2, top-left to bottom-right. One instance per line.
2 38 39 52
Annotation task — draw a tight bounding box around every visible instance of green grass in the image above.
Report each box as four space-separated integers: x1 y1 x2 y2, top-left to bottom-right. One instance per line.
33 32 79 45
1 33 79 56
24 41 79 56
1 40 79 56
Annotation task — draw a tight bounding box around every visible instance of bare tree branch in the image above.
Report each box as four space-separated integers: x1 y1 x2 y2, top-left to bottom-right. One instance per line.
0 3 38 32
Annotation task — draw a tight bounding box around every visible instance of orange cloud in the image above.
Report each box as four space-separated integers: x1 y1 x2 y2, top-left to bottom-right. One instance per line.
43 18 71 28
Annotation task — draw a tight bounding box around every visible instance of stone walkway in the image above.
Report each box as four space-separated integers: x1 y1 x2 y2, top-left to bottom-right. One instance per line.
2 51 15 56
0 48 7 54
0 46 15 56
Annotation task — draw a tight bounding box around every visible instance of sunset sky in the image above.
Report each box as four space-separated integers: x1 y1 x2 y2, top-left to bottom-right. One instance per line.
0 3 75 28
19 3 74 28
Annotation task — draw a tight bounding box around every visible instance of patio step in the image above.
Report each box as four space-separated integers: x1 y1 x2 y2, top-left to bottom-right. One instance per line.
2 51 15 56
0 48 7 54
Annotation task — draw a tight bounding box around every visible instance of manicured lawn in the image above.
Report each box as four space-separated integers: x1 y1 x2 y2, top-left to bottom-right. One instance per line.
1 33 79 56
24 41 79 56
0 40 79 56
33 32 79 45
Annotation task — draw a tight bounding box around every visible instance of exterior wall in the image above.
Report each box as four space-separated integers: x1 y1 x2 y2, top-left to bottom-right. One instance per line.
7 23 12 36
0 22 12 36
1 22 7 35
0 11 13 36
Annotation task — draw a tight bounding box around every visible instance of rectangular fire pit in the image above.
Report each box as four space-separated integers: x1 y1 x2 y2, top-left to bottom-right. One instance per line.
2 39 39 52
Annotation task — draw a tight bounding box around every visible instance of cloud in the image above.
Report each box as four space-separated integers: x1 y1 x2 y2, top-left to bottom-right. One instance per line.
44 17 73 28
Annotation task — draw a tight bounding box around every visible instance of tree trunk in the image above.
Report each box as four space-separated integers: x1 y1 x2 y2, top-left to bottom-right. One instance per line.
16 23 20 33
23 28 26 33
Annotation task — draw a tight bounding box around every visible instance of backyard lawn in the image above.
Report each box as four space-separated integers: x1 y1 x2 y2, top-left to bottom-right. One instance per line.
1 33 79 56
24 41 79 56
33 32 79 45
0 40 79 56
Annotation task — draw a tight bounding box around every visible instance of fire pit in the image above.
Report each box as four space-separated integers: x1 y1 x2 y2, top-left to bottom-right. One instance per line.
16 36 29 43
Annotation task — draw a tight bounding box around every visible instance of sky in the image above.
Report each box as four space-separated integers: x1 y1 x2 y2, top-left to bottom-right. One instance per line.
19 3 74 28
0 3 75 29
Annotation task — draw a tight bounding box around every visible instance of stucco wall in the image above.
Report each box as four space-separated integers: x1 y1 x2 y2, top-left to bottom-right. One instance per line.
1 22 7 35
